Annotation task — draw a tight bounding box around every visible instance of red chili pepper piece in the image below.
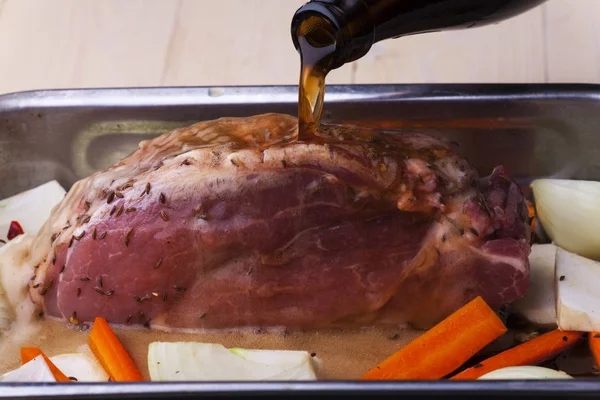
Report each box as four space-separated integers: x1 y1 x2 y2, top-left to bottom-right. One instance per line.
7 221 24 240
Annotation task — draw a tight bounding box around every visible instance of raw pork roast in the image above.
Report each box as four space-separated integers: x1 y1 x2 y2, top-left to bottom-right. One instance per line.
29 113 531 330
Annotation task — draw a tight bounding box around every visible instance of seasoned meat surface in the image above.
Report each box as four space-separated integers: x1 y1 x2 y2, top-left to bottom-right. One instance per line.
30 113 530 330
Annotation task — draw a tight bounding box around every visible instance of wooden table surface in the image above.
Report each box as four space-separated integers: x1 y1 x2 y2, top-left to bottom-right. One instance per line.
0 0 598 95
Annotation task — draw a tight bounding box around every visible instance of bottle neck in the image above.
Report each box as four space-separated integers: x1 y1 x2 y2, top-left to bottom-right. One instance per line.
292 0 548 70
365 0 548 41
291 0 374 70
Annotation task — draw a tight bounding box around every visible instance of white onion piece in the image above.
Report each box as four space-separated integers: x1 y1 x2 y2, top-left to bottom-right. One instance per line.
0 180 66 331
512 244 557 326
0 355 56 382
148 342 322 381
50 353 109 382
229 347 324 380
0 234 35 331
0 180 66 246
556 247 600 331
532 179 600 261
478 366 573 380
0 278 12 330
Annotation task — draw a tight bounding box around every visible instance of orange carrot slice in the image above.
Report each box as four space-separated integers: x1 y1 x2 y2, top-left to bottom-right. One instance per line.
88 317 143 381
20 347 71 382
589 332 600 367
451 329 583 380
528 202 537 234
360 296 507 380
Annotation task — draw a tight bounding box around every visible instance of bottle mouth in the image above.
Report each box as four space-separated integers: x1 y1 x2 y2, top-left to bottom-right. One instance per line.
291 1 374 71
294 15 338 72
292 7 341 69
297 15 337 49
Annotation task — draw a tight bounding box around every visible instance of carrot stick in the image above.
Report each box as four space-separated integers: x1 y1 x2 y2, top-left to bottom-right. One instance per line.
528 202 536 234
20 347 71 382
88 317 143 382
589 332 600 367
360 296 507 380
450 329 583 380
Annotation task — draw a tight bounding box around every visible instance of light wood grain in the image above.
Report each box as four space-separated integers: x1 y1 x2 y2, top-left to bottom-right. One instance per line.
158 0 357 86
0 0 597 95
352 6 546 83
544 0 600 83
0 0 180 93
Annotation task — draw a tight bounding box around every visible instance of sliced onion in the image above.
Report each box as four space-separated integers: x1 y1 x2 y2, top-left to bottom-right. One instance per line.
148 342 322 381
555 246 600 331
0 180 66 331
531 179 600 260
478 366 573 380
0 233 36 331
0 180 66 246
512 243 557 326
0 355 56 382
50 353 109 382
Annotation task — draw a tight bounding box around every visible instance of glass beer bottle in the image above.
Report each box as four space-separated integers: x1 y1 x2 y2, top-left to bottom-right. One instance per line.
292 0 547 137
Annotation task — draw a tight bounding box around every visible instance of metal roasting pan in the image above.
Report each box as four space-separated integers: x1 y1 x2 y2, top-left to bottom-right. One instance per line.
0 83 600 399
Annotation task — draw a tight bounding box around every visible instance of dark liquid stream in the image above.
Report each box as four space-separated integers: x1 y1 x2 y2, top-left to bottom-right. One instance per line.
298 39 332 139
296 16 337 140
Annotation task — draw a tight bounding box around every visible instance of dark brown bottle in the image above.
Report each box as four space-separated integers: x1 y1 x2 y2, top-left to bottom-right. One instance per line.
292 0 547 138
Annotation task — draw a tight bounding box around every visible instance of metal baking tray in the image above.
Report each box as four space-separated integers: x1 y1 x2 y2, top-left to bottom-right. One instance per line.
1 84 600 399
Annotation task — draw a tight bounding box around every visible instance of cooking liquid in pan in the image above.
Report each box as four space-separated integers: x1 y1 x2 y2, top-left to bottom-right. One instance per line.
2 0 593 383
0 317 418 380
1 315 593 380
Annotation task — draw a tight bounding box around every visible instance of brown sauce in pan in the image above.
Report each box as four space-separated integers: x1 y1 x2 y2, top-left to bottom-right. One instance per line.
0 319 421 380
1 318 594 380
